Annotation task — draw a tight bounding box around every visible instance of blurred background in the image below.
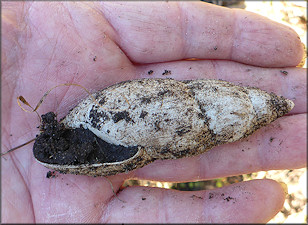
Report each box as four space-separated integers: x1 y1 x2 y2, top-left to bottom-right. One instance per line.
122 1 307 223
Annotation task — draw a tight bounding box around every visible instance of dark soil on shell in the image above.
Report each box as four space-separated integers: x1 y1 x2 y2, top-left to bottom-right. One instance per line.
33 112 138 165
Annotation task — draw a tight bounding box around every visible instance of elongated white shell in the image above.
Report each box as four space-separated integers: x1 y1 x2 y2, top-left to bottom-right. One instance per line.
62 78 293 148
35 78 294 176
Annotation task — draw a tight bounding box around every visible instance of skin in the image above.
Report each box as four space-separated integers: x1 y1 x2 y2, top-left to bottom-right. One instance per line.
1 2 306 223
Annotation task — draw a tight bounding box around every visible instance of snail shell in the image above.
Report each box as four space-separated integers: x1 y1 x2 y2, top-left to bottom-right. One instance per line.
33 78 294 176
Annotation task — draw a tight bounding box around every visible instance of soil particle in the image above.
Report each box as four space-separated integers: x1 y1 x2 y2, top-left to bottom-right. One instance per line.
139 110 148 119
175 125 192 136
140 97 151 104
89 107 110 129
112 111 131 123
98 96 106 105
209 193 214 199
162 70 171 76
280 70 288 75
46 171 57 178
157 90 170 96
190 194 203 200
223 196 235 202
154 120 161 131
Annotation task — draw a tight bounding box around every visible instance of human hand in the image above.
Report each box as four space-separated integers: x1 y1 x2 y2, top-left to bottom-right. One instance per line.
2 2 306 223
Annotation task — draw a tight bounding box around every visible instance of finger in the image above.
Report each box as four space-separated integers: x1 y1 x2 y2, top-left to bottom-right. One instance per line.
103 179 285 223
133 114 306 182
136 60 307 114
101 2 304 67
28 164 126 223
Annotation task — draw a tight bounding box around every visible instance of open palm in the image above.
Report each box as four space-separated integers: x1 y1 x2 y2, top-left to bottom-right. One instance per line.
2 2 306 223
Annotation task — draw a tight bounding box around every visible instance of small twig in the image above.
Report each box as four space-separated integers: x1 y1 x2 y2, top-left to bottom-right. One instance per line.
104 176 126 203
1 138 36 157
